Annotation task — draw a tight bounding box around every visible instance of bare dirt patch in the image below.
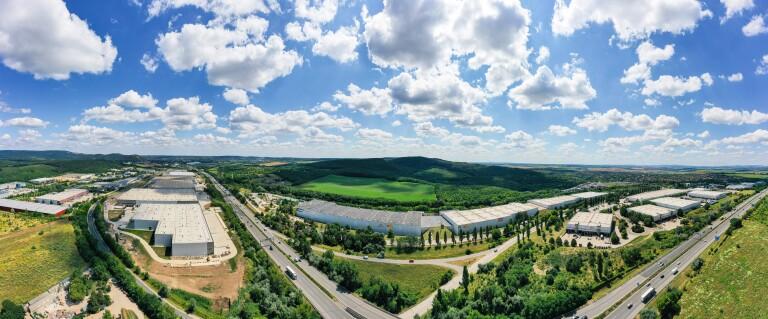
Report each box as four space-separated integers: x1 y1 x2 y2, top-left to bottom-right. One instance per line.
122 237 245 304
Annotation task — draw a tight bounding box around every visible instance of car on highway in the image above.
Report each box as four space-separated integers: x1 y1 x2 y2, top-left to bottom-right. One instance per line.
627 303 633 309
672 267 679 275
409 259 414 263
268 245 273 250
363 255 368 260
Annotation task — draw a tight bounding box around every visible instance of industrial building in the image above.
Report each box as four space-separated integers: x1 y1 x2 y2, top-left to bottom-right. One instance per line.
628 204 676 222
440 202 539 233
0 182 25 190
650 197 700 213
35 188 89 205
148 175 196 189
566 212 614 235
297 199 423 236
570 191 608 200
626 189 688 202
528 195 580 209
29 177 55 184
129 203 214 256
54 173 95 182
726 182 756 190
687 190 728 200
0 198 67 216
116 188 198 206
168 171 196 177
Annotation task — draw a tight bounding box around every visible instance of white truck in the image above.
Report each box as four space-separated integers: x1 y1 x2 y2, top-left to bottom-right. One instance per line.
641 287 656 303
285 266 297 280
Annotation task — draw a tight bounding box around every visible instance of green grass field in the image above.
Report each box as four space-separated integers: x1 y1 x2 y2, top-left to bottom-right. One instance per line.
385 241 492 260
0 211 56 236
298 175 436 202
0 220 85 303
346 258 454 303
124 228 154 244
676 218 768 317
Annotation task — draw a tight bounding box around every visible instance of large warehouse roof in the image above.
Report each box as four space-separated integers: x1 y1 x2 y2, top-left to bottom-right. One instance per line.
688 190 728 200
0 199 67 215
168 171 196 176
133 204 213 245
528 195 579 208
567 212 613 232
628 204 674 219
149 176 195 189
626 189 688 202
117 188 198 203
570 191 608 199
440 203 538 227
36 188 88 202
298 199 422 227
650 197 700 210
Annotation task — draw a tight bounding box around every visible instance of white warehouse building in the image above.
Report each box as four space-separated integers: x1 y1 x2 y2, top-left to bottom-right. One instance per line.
129 203 214 257
626 189 688 202
628 204 676 222
440 202 539 233
566 212 613 235
116 188 199 206
650 197 700 213
570 191 608 200
528 195 580 209
297 200 423 236
688 190 728 200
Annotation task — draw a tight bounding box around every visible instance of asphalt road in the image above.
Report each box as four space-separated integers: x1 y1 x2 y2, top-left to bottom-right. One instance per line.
204 173 399 319
575 188 768 319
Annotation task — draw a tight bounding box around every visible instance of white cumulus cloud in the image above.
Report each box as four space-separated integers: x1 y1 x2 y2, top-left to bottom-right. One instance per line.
700 106 768 125
0 0 117 80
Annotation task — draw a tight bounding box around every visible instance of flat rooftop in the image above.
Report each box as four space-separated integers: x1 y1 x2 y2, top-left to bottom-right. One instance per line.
0 198 67 215
571 191 608 199
36 188 88 201
149 176 195 189
627 189 688 201
568 211 613 227
117 188 198 203
168 171 196 176
628 204 673 217
298 199 422 227
688 190 728 198
133 203 213 244
441 202 538 226
650 197 700 209
529 195 579 207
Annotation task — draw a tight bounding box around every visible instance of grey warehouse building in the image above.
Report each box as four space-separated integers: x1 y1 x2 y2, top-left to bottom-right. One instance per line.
297 199 423 236
116 188 198 206
129 203 214 256
440 202 538 233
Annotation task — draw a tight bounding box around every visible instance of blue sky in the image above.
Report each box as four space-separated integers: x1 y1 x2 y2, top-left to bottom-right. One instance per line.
0 0 767 165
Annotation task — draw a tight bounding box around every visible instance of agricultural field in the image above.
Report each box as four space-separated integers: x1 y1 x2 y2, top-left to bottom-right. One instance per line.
298 175 436 202
0 211 55 236
674 200 768 318
0 220 85 303
346 259 454 303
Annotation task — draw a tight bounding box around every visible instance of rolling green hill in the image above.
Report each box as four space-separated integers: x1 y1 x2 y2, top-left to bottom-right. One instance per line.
275 156 577 191
298 175 436 201
0 150 131 183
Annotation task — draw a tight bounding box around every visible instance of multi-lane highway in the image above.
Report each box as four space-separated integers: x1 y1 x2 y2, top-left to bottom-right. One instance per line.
576 188 768 319
204 172 397 319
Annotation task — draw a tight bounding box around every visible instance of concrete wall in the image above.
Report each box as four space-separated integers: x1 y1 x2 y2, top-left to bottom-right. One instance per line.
172 242 212 256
